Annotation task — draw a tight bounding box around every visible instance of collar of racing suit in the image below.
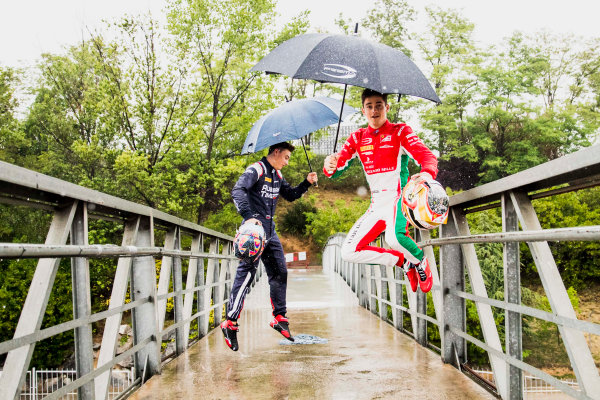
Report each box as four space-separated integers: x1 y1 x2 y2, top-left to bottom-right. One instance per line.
260 156 274 172
364 119 392 136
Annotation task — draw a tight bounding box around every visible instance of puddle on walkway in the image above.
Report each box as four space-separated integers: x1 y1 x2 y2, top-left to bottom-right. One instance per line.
280 334 328 345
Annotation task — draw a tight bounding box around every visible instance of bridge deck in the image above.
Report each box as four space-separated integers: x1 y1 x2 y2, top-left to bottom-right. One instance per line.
129 269 494 399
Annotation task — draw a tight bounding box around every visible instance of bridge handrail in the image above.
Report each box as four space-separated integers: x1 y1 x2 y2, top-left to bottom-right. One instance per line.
450 144 600 209
0 161 253 400
0 160 232 240
323 144 600 400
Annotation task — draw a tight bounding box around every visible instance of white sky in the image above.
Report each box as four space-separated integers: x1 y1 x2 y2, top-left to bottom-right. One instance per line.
1 0 599 69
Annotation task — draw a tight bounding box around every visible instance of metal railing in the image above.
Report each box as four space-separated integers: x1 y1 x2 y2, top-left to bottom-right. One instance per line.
474 369 580 398
15 368 133 399
0 160 261 400
323 144 600 400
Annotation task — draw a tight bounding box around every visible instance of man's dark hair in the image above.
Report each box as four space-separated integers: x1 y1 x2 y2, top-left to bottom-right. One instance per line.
361 88 388 105
268 142 295 154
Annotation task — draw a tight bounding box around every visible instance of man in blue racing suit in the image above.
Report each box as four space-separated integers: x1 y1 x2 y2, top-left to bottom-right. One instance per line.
221 142 318 351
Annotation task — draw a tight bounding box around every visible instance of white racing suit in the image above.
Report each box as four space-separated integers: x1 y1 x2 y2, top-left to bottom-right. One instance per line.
324 120 438 266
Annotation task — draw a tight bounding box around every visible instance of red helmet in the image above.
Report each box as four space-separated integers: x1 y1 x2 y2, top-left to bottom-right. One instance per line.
401 178 449 230
234 222 266 263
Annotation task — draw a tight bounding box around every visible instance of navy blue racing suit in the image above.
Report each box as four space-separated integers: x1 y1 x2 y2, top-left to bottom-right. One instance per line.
227 157 311 321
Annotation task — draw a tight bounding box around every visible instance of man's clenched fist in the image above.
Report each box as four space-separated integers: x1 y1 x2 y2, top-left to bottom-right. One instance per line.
324 153 339 174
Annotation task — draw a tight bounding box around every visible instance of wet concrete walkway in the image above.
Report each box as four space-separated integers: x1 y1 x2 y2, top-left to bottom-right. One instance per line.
130 269 494 399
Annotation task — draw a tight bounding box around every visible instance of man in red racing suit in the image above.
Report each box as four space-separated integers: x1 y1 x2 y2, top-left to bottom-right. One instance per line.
323 89 437 292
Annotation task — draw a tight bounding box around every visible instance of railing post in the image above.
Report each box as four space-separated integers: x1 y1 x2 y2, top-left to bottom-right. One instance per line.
201 239 218 335
352 262 358 294
416 290 427 347
70 202 94 400
374 264 384 318
394 266 404 331
214 240 230 327
183 232 202 347
359 264 368 307
171 228 185 356
414 230 428 347
503 193 523 399
440 208 466 366
157 226 177 334
369 265 377 314
130 216 161 381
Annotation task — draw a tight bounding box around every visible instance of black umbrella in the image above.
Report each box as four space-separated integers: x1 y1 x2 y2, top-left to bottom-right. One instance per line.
251 31 440 151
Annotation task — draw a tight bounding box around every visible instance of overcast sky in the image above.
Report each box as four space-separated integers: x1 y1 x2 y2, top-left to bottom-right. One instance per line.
1 0 599 68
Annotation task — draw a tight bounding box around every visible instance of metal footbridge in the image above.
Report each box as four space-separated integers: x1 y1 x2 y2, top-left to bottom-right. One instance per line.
0 145 599 399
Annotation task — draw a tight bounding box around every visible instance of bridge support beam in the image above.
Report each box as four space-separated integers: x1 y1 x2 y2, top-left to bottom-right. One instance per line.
453 208 508 398
440 209 466 366
503 193 523 399
511 191 600 399
0 201 78 400
70 202 94 400
95 217 140 400
131 216 161 382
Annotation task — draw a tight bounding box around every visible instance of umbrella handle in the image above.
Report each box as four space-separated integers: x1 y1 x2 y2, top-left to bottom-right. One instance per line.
301 137 318 187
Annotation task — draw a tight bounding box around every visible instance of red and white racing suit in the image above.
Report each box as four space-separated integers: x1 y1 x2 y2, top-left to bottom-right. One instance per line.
324 120 437 265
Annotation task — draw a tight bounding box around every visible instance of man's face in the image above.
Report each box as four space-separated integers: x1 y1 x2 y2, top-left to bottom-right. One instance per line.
362 95 389 129
270 149 291 170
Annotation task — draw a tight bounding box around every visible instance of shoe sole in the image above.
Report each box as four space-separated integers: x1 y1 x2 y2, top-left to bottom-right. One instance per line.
271 323 295 342
405 268 418 293
221 326 239 351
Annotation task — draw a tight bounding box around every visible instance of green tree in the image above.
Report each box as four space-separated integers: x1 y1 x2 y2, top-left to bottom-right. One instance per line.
416 7 479 189
0 66 25 164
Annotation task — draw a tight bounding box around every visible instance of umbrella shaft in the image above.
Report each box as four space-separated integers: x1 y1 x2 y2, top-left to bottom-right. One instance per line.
333 84 348 153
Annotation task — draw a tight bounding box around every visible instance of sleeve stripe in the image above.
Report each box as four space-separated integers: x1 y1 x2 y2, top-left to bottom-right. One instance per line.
250 162 264 176
336 153 358 172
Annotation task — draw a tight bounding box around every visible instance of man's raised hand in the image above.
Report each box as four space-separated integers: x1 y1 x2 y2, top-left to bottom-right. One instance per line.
411 172 433 184
307 172 318 185
324 153 339 174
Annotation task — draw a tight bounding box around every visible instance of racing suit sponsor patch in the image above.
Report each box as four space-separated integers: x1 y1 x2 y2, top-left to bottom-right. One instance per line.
261 184 279 199
360 145 374 151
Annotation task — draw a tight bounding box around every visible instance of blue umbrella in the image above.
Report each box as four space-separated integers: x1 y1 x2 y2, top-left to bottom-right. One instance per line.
241 96 357 155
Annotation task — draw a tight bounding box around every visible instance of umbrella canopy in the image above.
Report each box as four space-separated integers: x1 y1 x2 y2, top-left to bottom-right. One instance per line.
251 33 441 104
241 96 357 155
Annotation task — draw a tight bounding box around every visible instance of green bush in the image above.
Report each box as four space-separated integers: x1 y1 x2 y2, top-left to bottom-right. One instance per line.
202 202 242 237
305 198 369 248
279 196 317 235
